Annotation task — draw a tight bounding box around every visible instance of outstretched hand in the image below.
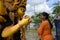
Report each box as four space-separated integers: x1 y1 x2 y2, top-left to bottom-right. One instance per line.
18 15 32 26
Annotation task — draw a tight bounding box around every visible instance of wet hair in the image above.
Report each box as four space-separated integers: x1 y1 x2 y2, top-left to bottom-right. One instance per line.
42 12 53 29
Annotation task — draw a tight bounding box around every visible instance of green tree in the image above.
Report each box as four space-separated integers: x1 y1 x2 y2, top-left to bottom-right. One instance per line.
53 1 60 16
31 13 42 25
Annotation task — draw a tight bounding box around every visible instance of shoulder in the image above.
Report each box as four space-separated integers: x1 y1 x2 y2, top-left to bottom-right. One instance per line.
42 20 49 25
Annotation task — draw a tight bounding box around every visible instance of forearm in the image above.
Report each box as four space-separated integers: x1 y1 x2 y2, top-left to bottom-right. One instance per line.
1 22 23 37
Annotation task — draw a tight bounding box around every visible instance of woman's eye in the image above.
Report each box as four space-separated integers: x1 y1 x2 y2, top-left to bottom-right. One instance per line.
22 10 25 12
21 9 25 12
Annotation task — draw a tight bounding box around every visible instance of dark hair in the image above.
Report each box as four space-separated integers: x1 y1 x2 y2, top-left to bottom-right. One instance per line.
42 12 53 29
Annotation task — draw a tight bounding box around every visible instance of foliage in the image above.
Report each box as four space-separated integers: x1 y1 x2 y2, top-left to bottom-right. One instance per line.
49 16 54 24
31 13 42 25
53 1 60 16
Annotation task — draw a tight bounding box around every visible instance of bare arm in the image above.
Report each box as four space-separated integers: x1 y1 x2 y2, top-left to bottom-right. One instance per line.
1 21 23 38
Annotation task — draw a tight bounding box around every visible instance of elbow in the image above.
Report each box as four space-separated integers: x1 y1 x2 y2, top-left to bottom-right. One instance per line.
37 29 41 35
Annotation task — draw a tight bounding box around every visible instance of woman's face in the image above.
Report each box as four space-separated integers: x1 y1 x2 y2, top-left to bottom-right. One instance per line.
41 15 46 20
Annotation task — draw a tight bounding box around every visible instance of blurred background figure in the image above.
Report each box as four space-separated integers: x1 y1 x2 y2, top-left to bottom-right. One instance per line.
37 12 54 40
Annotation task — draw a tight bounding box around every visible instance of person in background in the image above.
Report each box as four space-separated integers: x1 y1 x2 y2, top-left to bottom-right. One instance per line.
37 12 54 40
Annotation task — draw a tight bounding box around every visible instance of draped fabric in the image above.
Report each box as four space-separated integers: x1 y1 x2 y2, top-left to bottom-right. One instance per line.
37 20 54 40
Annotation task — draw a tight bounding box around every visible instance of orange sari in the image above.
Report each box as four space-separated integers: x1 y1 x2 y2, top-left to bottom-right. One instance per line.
37 20 54 40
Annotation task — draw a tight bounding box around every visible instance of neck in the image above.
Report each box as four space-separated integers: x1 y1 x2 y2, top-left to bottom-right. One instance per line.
42 19 46 21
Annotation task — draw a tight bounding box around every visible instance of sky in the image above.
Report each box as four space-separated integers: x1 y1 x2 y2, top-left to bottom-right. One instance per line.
25 0 59 16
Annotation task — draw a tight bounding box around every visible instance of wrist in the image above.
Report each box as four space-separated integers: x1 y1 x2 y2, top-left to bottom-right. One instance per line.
18 22 23 27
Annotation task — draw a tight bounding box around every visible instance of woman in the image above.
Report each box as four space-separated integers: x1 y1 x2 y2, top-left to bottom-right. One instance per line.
1 0 26 40
37 12 54 40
